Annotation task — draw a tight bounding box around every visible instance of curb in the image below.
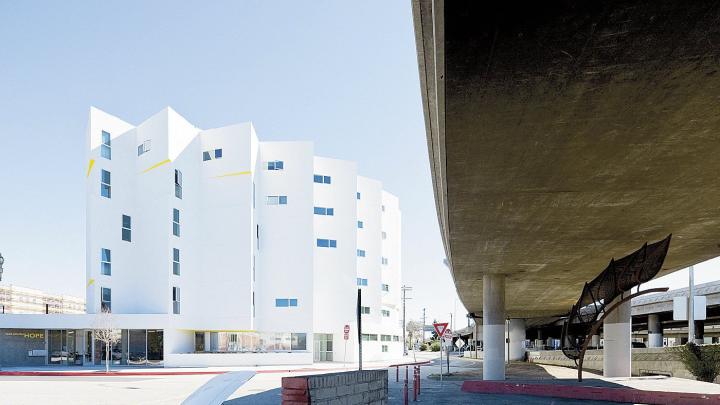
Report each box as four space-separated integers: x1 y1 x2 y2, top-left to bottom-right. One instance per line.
461 380 720 405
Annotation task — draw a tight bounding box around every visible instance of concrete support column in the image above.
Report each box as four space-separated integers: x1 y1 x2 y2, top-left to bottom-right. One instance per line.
647 314 663 348
603 295 632 377
695 320 705 344
591 334 601 349
482 274 506 380
507 319 526 361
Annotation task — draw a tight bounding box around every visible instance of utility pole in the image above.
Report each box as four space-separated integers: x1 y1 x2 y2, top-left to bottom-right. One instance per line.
688 265 695 344
401 285 413 356
422 308 426 343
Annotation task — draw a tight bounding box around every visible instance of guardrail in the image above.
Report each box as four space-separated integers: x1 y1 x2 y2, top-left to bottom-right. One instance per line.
388 360 432 404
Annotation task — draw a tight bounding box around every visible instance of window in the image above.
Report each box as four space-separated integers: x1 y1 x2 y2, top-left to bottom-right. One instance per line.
173 209 180 237
314 206 334 216
361 334 377 341
173 248 180 275
382 205 386 212
382 231 387 240
101 287 111 312
137 140 151 156
267 161 284 170
357 278 368 286
381 284 389 292
382 257 389 265
360 306 370 315
100 248 111 276
382 310 390 317
316 239 337 248
357 249 366 257
122 215 132 242
393 336 400 342
382 345 388 352
381 335 392 342
202 148 223 161
313 174 331 184
266 195 288 205
101 131 111 160
275 298 298 307
357 192 361 200
291 333 307 350
100 170 111 198
357 221 364 229
174 169 182 199
172 287 180 314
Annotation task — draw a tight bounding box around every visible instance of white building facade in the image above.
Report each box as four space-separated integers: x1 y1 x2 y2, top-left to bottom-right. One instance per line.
0 107 402 367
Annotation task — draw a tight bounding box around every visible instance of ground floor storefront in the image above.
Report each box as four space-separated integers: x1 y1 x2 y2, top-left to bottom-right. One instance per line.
0 328 164 367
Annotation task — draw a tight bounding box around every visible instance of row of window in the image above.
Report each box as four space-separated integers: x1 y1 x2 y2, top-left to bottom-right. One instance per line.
267 195 288 205
203 148 223 161
99 168 183 201
313 174 331 184
356 278 391 292
361 334 400 342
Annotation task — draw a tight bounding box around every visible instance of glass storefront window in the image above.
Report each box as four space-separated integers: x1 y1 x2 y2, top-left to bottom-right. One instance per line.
128 330 147 365
147 330 164 365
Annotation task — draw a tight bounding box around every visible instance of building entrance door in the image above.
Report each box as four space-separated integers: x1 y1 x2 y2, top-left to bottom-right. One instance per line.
313 333 333 362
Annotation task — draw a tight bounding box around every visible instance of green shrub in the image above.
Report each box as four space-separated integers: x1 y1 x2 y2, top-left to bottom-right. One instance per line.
419 343 429 351
430 340 441 352
675 343 720 383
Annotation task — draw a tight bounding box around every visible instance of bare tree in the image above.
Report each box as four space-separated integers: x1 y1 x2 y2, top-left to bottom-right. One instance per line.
93 308 121 373
406 320 423 360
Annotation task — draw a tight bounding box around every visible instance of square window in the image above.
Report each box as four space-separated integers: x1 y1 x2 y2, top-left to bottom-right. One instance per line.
267 196 279 205
279 196 287 205
323 176 331 184
173 208 180 222
122 215 131 229
102 131 111 145
329 240 337 248
203 151 211 161
314 207 324 215
122 228 131 242
317 239 329 248
275 298 289 307
357 221 363 229
357 192 361 200
214 148 222 158
327 208 334 216
289 298 298 307
101 145 111 160
276 161 284 170
313 174 323 183
101 184 111 198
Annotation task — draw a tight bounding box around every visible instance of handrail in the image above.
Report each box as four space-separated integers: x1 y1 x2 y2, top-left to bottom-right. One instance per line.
388 360 431 368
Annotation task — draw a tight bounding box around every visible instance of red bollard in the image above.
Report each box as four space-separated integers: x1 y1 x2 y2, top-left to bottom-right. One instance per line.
413 366 418 401
403 366 409 405
417 366 421 393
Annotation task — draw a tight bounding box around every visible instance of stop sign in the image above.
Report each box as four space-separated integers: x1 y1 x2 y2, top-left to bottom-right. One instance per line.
344 325 350 334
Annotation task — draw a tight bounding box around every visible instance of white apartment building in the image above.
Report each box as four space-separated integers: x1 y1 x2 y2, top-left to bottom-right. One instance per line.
0 107 402 367
0 285 85 314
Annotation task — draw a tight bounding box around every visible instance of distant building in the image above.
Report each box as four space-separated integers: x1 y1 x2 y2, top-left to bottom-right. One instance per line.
0 107 402 367
0 285 85 314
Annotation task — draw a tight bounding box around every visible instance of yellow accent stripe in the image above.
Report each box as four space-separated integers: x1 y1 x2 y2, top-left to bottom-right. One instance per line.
215 171 252 178
141 159 172 174
86 159 95 178
86 278 95 288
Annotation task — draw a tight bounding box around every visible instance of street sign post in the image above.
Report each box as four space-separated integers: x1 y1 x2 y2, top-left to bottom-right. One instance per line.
343 324 350 366
433 322 449 382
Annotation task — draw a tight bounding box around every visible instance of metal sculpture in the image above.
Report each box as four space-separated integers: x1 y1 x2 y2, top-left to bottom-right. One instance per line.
560 234 672 381
0 252 4 282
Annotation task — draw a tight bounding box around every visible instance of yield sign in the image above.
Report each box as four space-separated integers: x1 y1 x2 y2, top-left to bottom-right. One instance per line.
433 322 449 338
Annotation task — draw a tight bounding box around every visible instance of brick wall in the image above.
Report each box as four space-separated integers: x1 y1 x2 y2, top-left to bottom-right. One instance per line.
282 369 388 405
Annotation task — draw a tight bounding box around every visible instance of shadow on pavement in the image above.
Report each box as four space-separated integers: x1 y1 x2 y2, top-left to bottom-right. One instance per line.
222 387 281 405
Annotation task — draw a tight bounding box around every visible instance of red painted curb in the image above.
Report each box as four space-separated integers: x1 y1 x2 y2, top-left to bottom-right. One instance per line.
0 370 227 377
461 380 720 405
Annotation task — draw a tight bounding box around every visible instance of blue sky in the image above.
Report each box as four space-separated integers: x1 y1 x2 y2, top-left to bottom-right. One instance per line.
0 0 461 325
1 1 717 329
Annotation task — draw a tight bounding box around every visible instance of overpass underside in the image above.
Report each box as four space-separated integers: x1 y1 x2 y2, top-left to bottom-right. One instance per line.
413 0 720 379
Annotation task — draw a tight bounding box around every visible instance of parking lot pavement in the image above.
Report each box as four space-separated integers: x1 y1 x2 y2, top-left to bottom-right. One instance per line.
0 374 219 405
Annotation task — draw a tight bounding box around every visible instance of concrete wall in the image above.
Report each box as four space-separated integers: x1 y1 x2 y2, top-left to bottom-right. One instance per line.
0 329 47 366
165 352 312 367
282 370 388 405
527 348 719 383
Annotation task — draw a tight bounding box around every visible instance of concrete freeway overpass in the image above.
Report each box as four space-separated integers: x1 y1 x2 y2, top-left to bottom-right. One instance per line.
412 0 720 379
